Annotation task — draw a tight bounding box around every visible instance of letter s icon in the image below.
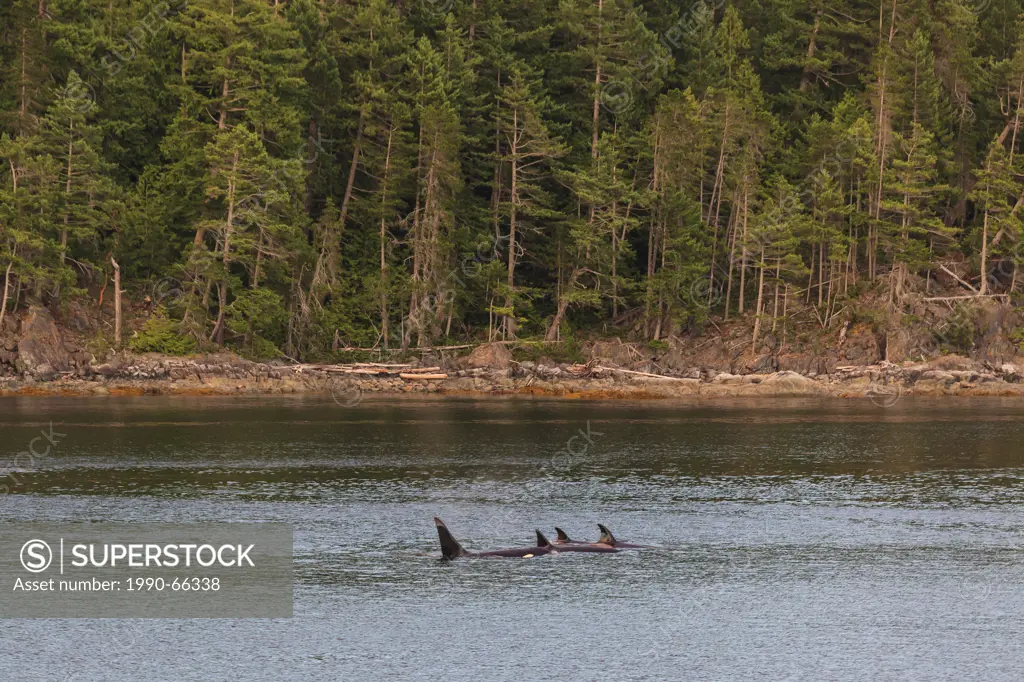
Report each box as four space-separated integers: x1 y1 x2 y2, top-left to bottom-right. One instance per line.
20 539 52 573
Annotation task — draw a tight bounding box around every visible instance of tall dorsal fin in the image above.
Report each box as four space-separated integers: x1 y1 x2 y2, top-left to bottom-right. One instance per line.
555 527 572 542
536 530 551 548
434 517 468 559
597 523 616 545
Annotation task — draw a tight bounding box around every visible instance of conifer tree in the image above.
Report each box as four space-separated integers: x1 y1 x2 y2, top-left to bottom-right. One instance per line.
971 139 1020 295
39 71 119 296
496 70 563 338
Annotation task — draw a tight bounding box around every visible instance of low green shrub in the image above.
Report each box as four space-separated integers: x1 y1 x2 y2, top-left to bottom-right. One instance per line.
647 339 670 352
128 307 197 355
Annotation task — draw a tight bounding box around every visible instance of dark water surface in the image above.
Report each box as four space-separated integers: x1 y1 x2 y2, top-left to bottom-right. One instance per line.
3 396 1024 681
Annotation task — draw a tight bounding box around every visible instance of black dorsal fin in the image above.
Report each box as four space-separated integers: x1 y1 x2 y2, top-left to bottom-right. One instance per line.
434 517 467 559
536 530 551 548
555 527 572 542
597 523 616 545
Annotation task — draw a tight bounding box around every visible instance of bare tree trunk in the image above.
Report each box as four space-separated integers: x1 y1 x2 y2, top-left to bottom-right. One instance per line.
1012 78 1024 165
870 0 897 280
591 0 602 161
379 124 395 349
60 119 74 268
405 118 426 351
707 102 731 295
546 266 581 341
646 208 657 327
252 227 264 289
304 118 318 214
771 258 781 333
798 10 822 93
782 283 789 346
505 109 520 338
647 141 661 334
3 163 17 327
980 207 990 295
852 176 862 283
818 239 825 307
210 150 238 345
738 183 749 314
408 126 445 348
611 210 618 319
491 71 503 242
212 283 226 345
825 258 836 324
111 258 121 349
658 213 670 334
724 208 738 321
752 244 766 353
0 261 12 329
19 30 29 128
807 242 815 303
338 109 365 237
707 103 730 224
217 67 230 130
867 224 874 281
845 223 853 293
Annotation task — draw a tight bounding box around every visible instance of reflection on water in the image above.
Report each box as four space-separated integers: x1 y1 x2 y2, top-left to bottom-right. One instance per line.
3 396 1024 680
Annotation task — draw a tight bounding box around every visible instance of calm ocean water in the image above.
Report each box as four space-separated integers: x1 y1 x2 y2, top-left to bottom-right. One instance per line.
3 396 1024 680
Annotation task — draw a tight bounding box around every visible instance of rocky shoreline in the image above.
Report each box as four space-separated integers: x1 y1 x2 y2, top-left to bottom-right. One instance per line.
4 306 1024 402
3 348 1024 402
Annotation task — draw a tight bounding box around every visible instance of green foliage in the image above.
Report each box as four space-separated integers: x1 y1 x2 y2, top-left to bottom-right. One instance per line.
1 0 1023 358
510 338 585 364
850 306 887 332
935 304 979 354
244 336 281 362
85 330 112 362
1007 326 1024 350
226 288 287 359
128 308 198 356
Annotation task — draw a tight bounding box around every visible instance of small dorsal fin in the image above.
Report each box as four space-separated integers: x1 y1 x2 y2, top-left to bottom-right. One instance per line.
555 527 572 542
434 517 468 559
597 523 616 545
536 530 551 548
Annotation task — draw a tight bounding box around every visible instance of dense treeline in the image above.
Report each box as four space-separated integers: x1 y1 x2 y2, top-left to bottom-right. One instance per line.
1 0 1023 357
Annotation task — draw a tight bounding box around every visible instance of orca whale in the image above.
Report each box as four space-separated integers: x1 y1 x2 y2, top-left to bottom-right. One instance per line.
434 517 555 559
551 527 620 553
551 540 618 553
596 523 651 549
553 527 585 544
